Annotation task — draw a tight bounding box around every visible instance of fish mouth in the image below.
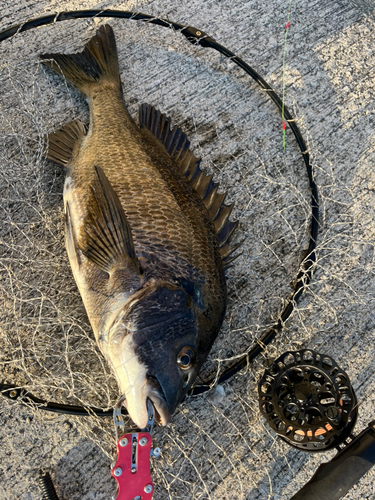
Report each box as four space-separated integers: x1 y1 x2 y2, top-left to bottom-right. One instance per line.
120 373 171 429
108 332 171 429
146 376 171 426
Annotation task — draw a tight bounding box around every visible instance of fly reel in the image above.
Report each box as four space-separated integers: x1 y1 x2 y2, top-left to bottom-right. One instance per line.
258 349 357 451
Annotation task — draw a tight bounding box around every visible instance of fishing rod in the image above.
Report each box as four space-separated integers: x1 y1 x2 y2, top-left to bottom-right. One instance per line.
0 9 318 412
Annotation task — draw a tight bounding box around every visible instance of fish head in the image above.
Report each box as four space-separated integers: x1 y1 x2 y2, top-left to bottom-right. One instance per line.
102 281 206 429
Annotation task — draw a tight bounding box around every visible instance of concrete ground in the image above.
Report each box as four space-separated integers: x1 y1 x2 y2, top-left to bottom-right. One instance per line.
0 0 375 499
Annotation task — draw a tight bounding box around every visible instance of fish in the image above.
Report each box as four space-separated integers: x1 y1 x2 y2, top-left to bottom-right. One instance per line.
40 24 239 429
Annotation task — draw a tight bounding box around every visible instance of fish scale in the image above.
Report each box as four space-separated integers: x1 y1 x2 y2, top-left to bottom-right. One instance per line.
76 154 198 280
41 24 238 429
86 104 196 273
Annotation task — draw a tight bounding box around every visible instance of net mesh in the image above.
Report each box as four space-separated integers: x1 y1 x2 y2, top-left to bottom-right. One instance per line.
0 11 374 500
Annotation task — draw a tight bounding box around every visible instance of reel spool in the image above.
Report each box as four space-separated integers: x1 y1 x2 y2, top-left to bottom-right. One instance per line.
258 349 358 451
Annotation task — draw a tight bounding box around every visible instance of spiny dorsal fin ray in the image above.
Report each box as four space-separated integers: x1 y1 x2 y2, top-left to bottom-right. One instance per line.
221 241 242 270
209 192 227 220
45 120 86 166
218 220 239 248
138 103 241 265
139 103 195 173
191 171 204 191
214 203 234 233
203 183 218 210
78 165 141 276
196 173 214 199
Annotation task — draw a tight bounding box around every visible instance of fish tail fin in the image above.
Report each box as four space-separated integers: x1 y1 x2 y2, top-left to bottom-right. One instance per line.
40 24 121 96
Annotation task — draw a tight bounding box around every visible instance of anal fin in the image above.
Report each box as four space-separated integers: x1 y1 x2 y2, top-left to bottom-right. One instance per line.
45 120 86 166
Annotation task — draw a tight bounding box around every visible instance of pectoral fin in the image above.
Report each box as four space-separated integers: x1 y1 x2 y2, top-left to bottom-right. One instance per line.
78 165 140 276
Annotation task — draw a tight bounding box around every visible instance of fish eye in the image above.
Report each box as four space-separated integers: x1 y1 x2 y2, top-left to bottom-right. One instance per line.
177 346 195 369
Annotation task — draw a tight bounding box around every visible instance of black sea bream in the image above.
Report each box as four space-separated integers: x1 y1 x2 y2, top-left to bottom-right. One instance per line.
41 25 239 428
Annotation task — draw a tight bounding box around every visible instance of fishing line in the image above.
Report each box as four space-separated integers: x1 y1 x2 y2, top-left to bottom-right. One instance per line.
0 9 319 415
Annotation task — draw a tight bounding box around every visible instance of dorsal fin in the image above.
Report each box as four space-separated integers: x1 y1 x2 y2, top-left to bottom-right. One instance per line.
139 103 241 267
139 103 192 163
221 241 242 269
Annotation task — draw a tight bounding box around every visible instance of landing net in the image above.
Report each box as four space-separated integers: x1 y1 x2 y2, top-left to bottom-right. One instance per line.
0 12 374 500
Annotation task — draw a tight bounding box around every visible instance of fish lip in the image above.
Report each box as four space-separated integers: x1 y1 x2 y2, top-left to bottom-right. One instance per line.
146 376 171 426
122 384 170 429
